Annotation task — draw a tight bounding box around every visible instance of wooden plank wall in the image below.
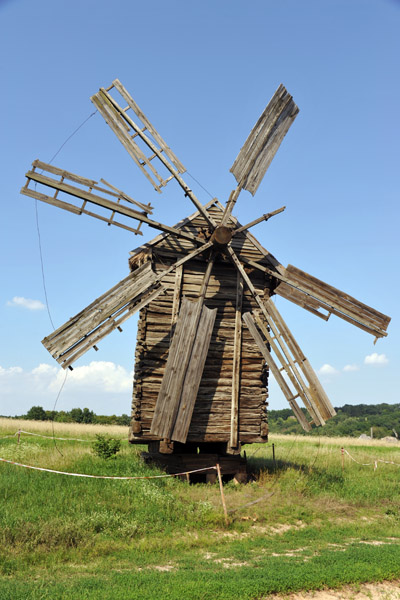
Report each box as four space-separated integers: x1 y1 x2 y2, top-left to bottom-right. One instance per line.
130 254 270 444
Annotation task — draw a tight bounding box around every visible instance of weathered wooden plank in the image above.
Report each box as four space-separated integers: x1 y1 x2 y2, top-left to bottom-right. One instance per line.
42 263 166 368
171 265 183 326
228 247 334 427
171 304 217 443
230 273 243 448
112 79 186 173
285 265 391 335
93 83 216 228
230 85 299 195
150 299 201 438
242 312 311 432
24 167 204 244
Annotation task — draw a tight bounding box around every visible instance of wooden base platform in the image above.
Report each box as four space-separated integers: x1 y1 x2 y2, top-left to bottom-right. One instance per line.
141 451 248 483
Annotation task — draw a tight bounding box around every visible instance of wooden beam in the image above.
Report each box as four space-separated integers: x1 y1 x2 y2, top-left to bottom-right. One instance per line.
230 273 243 448
171 265 183 326
232 206 286 236
242 312 311 432
93 85 217 229
42 263 166 368
226 246 336 426
238 255 390 339
23 167 206 245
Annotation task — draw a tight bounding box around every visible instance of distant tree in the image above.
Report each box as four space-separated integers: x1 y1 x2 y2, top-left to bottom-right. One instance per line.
55 411 72 423
70 408 83 423
116 414 131 426
45 410 58 421
81 408 95 424
26 406 47 421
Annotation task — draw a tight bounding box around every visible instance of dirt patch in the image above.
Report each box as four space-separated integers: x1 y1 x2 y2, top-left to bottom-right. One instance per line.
265 579 400 599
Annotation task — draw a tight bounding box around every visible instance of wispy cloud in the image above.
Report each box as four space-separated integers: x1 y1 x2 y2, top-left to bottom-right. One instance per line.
343 364 359 372
7 296 45 310
364 353 388 366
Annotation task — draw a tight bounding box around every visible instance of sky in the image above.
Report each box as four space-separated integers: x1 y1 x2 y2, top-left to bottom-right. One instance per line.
0 0 399 418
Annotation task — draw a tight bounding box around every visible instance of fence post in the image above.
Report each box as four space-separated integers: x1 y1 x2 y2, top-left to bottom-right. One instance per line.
272 443 276 471
341 447 344 472
216 464 229 526
17 430 21 445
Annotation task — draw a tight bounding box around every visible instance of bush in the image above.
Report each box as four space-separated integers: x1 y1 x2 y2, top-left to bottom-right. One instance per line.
92 434 121 460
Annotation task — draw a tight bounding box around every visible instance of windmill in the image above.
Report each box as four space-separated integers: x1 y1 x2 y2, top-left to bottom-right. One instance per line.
21 80 390 480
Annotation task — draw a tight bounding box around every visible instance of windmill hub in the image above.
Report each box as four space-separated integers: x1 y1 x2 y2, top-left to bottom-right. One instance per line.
211 225 233 247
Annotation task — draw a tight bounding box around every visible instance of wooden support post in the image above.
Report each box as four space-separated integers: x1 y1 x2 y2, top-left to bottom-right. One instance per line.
216 464 229 526
230 273 243 449
272 443 276 471
17 430 21 445
341 447 344 473
171 265 183 326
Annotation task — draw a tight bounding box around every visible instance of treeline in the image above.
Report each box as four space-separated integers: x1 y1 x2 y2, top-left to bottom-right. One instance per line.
7 406 131 426
268 403 400 438
3 403 400 438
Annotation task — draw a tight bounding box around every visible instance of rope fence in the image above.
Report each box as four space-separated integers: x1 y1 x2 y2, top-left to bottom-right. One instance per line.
341 447 400 471
0 429 128 443
0 457 216 480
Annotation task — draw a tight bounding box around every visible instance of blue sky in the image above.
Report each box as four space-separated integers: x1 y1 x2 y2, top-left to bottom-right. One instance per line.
1 0 399 418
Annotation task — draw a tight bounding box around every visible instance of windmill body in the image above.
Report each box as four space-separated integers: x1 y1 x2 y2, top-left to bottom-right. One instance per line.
21 79 391 478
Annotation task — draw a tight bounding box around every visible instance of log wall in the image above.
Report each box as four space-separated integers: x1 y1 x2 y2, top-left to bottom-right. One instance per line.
129 203 273 445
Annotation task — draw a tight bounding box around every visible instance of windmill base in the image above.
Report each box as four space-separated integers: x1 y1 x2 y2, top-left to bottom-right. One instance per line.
142 442 248 483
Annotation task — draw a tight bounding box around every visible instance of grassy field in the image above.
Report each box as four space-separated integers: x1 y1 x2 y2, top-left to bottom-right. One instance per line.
1 418 400 599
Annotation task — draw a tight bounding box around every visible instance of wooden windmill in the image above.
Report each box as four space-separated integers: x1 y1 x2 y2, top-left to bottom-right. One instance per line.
21 80 390 479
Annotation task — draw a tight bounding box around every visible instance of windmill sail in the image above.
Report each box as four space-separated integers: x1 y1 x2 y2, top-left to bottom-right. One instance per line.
43 262 165 369
230 84 299 195
275 265 391 340
22 161 204 243
243 303 336 431
91 79 185 192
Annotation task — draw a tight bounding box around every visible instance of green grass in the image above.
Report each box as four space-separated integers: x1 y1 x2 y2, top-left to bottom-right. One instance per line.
1 421 400 599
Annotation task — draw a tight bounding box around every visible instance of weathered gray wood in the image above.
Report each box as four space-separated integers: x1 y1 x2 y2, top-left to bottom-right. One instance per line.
233 206 286 235
23 166 206 245
42 262 166 368
238 254 390 339
151 298 216 440
99 178 153 213
91 89 165 191
227 246 336 426
230 85 299 195
230 273 243 448
112 79 186 174
171 304 217 442
284 265 391 337
242 312 311 432
171 265 183 326
92 82 217 229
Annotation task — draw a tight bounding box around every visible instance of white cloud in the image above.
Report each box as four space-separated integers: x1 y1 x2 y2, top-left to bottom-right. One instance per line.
7 296 45 310
343 364 359 372
0 361 133 416
318 364 339 376
51 361 132 393
364 353 388 366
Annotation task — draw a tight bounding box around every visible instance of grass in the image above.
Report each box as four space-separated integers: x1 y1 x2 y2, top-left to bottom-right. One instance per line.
1 419 400 599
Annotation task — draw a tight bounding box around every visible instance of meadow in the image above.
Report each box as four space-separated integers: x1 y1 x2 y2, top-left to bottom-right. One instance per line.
1 418 400 599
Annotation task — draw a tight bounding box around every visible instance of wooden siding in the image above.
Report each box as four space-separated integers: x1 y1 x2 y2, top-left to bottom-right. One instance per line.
130 256 270 444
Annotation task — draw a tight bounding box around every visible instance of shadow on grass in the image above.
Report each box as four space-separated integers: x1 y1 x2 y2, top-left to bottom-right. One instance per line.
247 455 345 489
